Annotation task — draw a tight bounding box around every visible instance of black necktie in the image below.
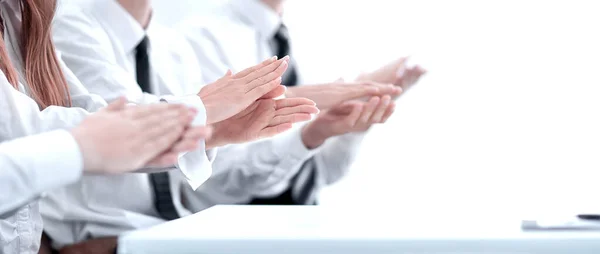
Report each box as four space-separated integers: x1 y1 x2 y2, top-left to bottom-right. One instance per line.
135 36 179 221
271 24 298 86
135 37 152 94
291 160 317 205
248 160 317 205
248 25 318 205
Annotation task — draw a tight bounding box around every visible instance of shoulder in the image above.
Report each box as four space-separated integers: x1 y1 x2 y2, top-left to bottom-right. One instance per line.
55 0 95 19
54 0 102 32
175 5 256 48
147 24 202 68
148 23 191 54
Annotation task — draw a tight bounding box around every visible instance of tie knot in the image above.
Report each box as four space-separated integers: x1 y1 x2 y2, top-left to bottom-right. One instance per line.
136 36 150 51
274 24 289 41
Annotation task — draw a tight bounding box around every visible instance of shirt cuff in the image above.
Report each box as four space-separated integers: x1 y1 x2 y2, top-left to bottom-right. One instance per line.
160 95 212 189
11 130 84 193
160 94 207 126
176 148 214 190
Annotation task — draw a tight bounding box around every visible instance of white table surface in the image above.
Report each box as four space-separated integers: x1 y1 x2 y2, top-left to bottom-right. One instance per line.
118 205 600 254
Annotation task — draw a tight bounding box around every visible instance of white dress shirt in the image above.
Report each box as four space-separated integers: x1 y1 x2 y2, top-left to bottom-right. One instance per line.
49 0 215 189
176 0 366 212
0 0 211 252
39 0 215 248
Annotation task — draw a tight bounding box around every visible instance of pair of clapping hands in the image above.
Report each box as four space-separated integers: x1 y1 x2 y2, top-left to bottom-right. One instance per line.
75 56 425 175
288 57 427 149
73 56 311 175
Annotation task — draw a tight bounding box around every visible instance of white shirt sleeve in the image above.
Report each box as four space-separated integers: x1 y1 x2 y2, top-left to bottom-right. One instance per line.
0 130 83 218
313 133 367 186
209 126 320 196
52 5 214 189
203 129 366 200
0 71 93 137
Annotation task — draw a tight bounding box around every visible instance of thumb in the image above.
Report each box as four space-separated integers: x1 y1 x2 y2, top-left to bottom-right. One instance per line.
105 97 127 112
331 100 362 115
345 102 364 124
217 70 233 82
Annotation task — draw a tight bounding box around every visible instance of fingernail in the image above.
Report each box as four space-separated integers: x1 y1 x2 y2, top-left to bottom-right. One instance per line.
271 56 278 60
283 55 290 61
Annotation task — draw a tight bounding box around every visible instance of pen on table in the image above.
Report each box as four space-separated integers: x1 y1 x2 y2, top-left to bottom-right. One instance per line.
577 214 600 221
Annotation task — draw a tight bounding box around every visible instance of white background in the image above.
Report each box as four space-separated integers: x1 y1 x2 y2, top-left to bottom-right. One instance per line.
154 0 600 216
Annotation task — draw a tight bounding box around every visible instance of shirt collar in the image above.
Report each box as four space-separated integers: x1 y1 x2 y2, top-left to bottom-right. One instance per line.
229 0 282 39
92 0 148 54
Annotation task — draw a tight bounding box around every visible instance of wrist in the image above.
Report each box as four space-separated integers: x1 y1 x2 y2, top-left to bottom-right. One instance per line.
301 122 329 149
204 123 223 149
205 137 218 150
205 137 215 150
70 128 99 174
197 94 216 125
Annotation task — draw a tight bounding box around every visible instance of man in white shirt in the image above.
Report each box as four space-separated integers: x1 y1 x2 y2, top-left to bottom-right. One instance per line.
41 0 322 252
176 0 426 209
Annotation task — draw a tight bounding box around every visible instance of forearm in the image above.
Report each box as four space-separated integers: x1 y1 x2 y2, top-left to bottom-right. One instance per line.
0 130 83 218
